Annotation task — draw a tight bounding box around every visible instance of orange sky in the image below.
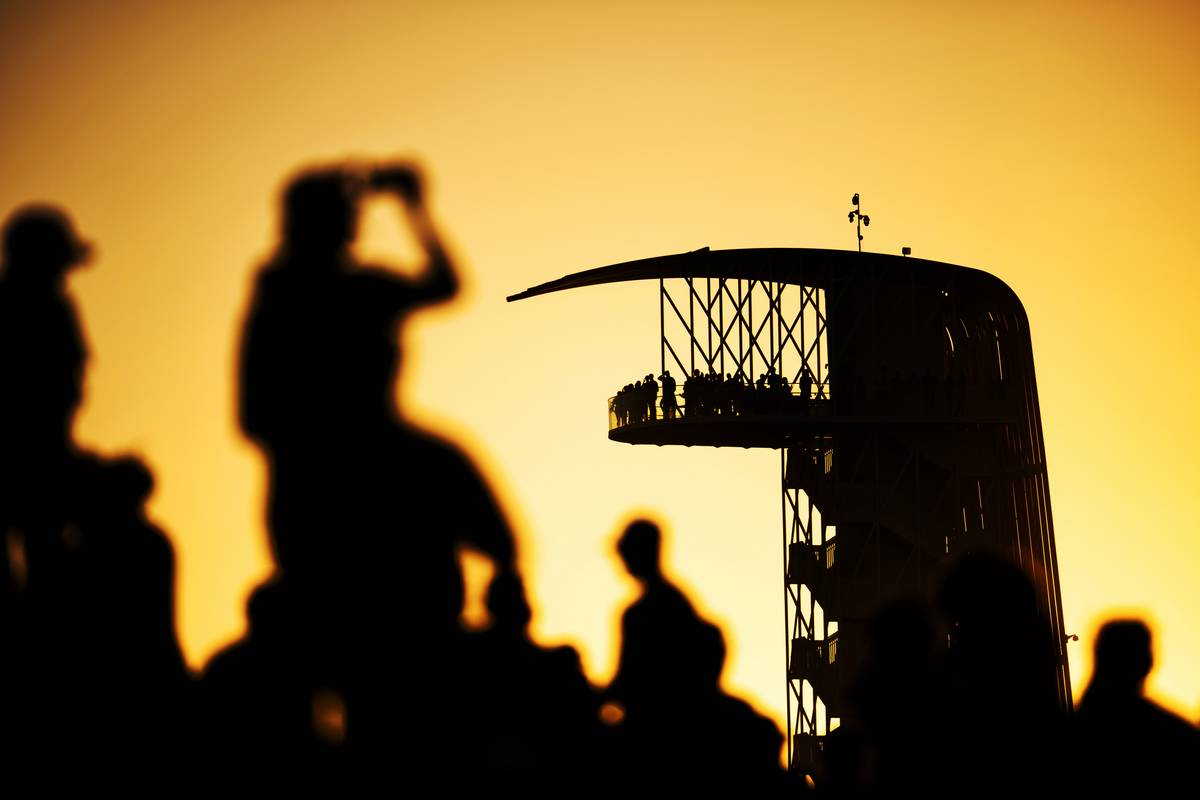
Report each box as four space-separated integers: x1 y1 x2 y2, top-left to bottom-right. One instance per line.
1 0 1197 727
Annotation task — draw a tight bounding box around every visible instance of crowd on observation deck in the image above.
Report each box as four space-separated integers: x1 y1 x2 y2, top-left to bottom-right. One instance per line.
611 367 820 426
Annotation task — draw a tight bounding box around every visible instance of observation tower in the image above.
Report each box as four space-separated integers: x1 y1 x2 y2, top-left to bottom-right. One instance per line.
507 247 1071 775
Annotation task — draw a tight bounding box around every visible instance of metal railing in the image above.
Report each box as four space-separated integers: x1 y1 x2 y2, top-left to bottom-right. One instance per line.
608 375 1022 430
608 381 832 430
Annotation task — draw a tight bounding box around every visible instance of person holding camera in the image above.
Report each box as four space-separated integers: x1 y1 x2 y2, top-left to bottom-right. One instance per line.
209 162 517 786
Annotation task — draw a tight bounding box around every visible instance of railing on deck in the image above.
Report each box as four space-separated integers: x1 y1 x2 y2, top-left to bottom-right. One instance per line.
608 381 832 431
608 375 1021 430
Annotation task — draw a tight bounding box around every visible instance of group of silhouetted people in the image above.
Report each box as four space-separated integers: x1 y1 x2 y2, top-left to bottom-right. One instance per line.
1 164 1196 793
0 206 189 782
811 551 1199 796
0 167 794 791
613 372 666 425
613 366 822 426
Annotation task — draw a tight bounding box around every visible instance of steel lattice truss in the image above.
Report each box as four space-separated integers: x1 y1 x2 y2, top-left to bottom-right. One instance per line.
658 277 829 388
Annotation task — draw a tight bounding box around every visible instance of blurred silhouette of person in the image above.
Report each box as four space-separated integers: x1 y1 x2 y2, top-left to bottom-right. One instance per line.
0 206 88 464
936 550 1068 795
821 598 946 795
608 520 701 714
607 519 786 792
238 163 517 610
1075 619 1198 795
0 205 188 778
689 622 789 793
822 553 1077 795
205 162 517 785
466 570 605 791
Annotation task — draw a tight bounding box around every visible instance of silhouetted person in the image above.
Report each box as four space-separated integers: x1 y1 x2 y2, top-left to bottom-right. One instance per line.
659 370 677 420
643 373 658 422
618 382 634 426
608 521 701 714
1075 619 1198 795
0 206 87 462
822 599 946 795
683 369 699 416
607 519 786 791
0 205 188 779
820 554 1076 795
799 366 813 408
754 371 768 414
689 623 790 793
205 163 517 786
466 571 605 791
936 551 1068 795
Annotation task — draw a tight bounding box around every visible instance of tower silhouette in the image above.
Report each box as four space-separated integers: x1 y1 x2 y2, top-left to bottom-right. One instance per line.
509 247 1071 778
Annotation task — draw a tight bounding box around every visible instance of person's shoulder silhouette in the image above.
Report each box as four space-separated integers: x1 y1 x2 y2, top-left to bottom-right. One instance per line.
464 570 601 788
1076 619 1198 794
608 519 702 709
606 518 787 792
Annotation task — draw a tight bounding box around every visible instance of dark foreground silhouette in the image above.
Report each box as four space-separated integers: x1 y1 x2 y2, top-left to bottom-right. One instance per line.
820 552 1075 796
607 519 792 794
200 163 520 787
1 190 1196 795
0 206 189 780
465 570 604 790
1073 619 1199 795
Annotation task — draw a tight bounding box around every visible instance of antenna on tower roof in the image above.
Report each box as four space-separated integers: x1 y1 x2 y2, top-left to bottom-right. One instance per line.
847 193 870 252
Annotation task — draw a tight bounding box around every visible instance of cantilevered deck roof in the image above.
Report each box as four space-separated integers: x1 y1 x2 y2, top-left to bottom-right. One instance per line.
506 247 1020 308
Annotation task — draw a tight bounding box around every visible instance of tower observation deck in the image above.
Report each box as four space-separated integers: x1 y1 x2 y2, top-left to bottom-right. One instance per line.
508 247 1071 775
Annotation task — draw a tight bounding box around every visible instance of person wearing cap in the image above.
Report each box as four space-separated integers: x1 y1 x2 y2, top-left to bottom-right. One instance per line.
0 204 92 461
0 205 94 630
0 204 189 773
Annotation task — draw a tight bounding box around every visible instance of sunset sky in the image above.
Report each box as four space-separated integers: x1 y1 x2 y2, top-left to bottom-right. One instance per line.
1 0 1197 729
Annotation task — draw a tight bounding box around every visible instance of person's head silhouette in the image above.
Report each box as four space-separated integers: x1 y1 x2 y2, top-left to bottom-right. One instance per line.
280 171 358 263
1093 619 1153 695
617 519 661 581
2 204 91 286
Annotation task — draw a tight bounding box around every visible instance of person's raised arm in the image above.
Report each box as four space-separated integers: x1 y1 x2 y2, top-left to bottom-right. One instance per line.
371 163 459 307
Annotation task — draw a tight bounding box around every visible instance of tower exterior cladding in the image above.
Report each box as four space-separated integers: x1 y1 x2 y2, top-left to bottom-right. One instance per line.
508 247 1071 775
